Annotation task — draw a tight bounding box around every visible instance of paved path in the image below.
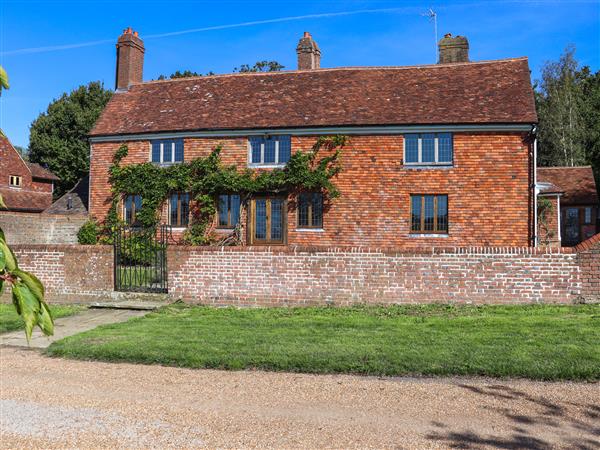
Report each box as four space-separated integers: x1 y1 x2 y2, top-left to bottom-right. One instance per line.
1 348 598 449
0 309 147 348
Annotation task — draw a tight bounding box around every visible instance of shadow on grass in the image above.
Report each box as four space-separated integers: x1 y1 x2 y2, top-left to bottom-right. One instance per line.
426 383 600 449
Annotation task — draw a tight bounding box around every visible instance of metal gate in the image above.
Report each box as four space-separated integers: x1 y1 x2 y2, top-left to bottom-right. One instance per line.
114 225 169 293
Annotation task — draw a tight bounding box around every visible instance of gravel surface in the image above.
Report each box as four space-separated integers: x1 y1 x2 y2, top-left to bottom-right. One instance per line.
1 347 598 449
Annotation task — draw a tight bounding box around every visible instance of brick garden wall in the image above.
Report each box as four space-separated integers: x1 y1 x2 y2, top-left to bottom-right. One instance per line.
167 246 582 306
0 212 88 244
0 245 114 303
576 234 600 301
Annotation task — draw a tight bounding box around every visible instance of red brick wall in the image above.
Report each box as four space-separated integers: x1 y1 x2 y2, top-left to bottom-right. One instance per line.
0 245 114 303
90 132 532 247
167 246 580 306
576 233 600 301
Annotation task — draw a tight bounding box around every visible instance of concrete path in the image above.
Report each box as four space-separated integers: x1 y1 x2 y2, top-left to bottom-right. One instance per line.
0 309 147 348
1 347 598 449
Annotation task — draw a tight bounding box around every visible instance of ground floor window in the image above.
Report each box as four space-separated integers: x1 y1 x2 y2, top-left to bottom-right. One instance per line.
169 193 190 227
249 197 286 244
410 194 448 233
297 192 323 228
217 194 241 228
123 194 142 225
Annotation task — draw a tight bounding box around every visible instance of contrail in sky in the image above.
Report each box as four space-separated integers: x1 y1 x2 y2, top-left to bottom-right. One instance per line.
0 7 418 56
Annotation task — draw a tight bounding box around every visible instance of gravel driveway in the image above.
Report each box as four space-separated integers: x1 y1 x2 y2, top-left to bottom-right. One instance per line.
1 347 598 449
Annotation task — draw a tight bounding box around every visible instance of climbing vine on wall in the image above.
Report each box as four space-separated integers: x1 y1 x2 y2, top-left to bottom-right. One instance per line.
103 135 348 244
537 197 556 245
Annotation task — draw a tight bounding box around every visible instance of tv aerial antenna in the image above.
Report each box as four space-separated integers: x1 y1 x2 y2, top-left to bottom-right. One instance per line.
422 7 438 61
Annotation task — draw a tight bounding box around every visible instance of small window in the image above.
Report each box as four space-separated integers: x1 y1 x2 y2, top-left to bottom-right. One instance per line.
410 194 448 233
9 175 22 187
217 194 241 228
151 139 184 164
584 207 592 224
248 135 291 166
404 133 453 165
169 193 190 227
123 195 142 225
298 193 323 228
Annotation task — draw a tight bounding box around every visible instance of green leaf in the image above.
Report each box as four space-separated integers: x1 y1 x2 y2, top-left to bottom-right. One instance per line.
0 245 5 272
14 269 44 302
12 282 40 342
0 279 4 297
0 225 5 242
0 240 17 271
36 301 54 337
0 193 6 209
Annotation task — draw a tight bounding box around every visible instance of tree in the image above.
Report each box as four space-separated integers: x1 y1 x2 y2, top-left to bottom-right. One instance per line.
535 46 586 167
28 82 112 197
234 61 284 73
0 65 8 95
157 70 207 80
14 145 28 160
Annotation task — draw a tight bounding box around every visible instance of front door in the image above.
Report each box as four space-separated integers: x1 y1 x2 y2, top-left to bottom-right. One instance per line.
563 208 580 246
249 197 286 245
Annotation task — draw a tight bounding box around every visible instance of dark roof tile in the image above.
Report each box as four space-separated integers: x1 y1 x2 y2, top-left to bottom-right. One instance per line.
538 166 599 205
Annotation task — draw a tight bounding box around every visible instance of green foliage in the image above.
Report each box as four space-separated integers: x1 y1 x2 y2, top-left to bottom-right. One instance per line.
537 197 556 245
0 193 54 342
156 70 215 80
106 136 347 243
28 81 113 197
77 220 100 245
0 65 8 93
536 45 600 191
234 61 284 73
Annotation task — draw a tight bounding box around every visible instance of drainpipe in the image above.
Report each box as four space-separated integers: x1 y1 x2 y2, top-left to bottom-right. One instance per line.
557 194 562 245
532 125 538 247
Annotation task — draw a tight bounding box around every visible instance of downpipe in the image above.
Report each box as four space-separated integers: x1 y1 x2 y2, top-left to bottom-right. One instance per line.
532 125 538 247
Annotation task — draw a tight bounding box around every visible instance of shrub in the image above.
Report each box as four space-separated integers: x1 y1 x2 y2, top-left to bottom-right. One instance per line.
77 220 99 245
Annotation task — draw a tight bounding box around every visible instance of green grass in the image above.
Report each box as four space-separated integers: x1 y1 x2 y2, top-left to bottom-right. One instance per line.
0 303 84 333
47 304 600 381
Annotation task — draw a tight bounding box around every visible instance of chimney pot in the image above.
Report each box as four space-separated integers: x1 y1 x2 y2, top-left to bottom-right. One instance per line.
115 28 145 90
438 33 469 64
296 32 321 70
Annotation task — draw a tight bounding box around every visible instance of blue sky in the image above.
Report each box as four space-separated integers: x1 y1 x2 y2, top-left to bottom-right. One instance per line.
1 0 598 148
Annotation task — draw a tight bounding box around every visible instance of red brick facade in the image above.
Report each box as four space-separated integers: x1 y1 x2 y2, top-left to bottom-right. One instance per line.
89 132 533 247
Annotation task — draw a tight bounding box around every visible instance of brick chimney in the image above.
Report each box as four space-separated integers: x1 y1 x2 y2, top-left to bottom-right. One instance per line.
438 33 469 64
115 27 144 90
296 32 321 70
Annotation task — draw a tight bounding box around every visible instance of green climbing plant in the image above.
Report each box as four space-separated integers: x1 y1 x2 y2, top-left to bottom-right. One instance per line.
538 197 556 245
0 194 54 341
104 135 348 244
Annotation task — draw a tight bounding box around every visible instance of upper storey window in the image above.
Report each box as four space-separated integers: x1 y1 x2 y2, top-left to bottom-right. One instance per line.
9 175 22 187
151 139 184 165
248 135 291 166
404 133 453 166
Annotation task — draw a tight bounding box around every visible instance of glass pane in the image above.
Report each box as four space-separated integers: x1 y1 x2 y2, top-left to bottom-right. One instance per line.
231 195 241 225
134 195 142 211
437 195 448 232
250 138 262 164
170 194 179 226
424 195 434 231
298 194 309 227
405 135 419 163
174 140 184 162
218 195 229 226
422 134 435 163
255 200 267 240
278 136 291 163
438 133 453 163
264 138 276 163
312 193 323 228
411 196 421 231
125 196 133 224
181 194 190 227
163 141 174 163
151 141 161 162
585 207 592 224
270 199 283 241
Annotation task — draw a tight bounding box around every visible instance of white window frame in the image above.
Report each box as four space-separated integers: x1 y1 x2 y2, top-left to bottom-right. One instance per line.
9 175 22 188
403 133 453 167
149 140 182 165
247 136 290 168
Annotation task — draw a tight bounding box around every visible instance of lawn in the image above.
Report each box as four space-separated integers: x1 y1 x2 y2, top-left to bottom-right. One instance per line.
47 303 600 381
0 303 83 334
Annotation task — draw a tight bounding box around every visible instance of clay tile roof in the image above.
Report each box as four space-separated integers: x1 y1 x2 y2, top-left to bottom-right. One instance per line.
90 58 537 137
45 176 89 215
27 162 59 181
0 188 53 212
537 166 599 205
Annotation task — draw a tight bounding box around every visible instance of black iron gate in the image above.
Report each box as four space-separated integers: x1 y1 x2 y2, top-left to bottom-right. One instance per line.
114 225 169 293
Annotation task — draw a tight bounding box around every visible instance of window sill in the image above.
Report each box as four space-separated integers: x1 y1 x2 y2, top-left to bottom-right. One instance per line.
403 164 453 170
152 162 184 167
295 228 325 233
169 227 188 231
247 163 287 169
409 233 449 238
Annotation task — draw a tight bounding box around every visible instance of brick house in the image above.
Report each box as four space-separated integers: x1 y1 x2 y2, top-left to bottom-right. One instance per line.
88 29 538 248
537 166 599 246
0 134 58 212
